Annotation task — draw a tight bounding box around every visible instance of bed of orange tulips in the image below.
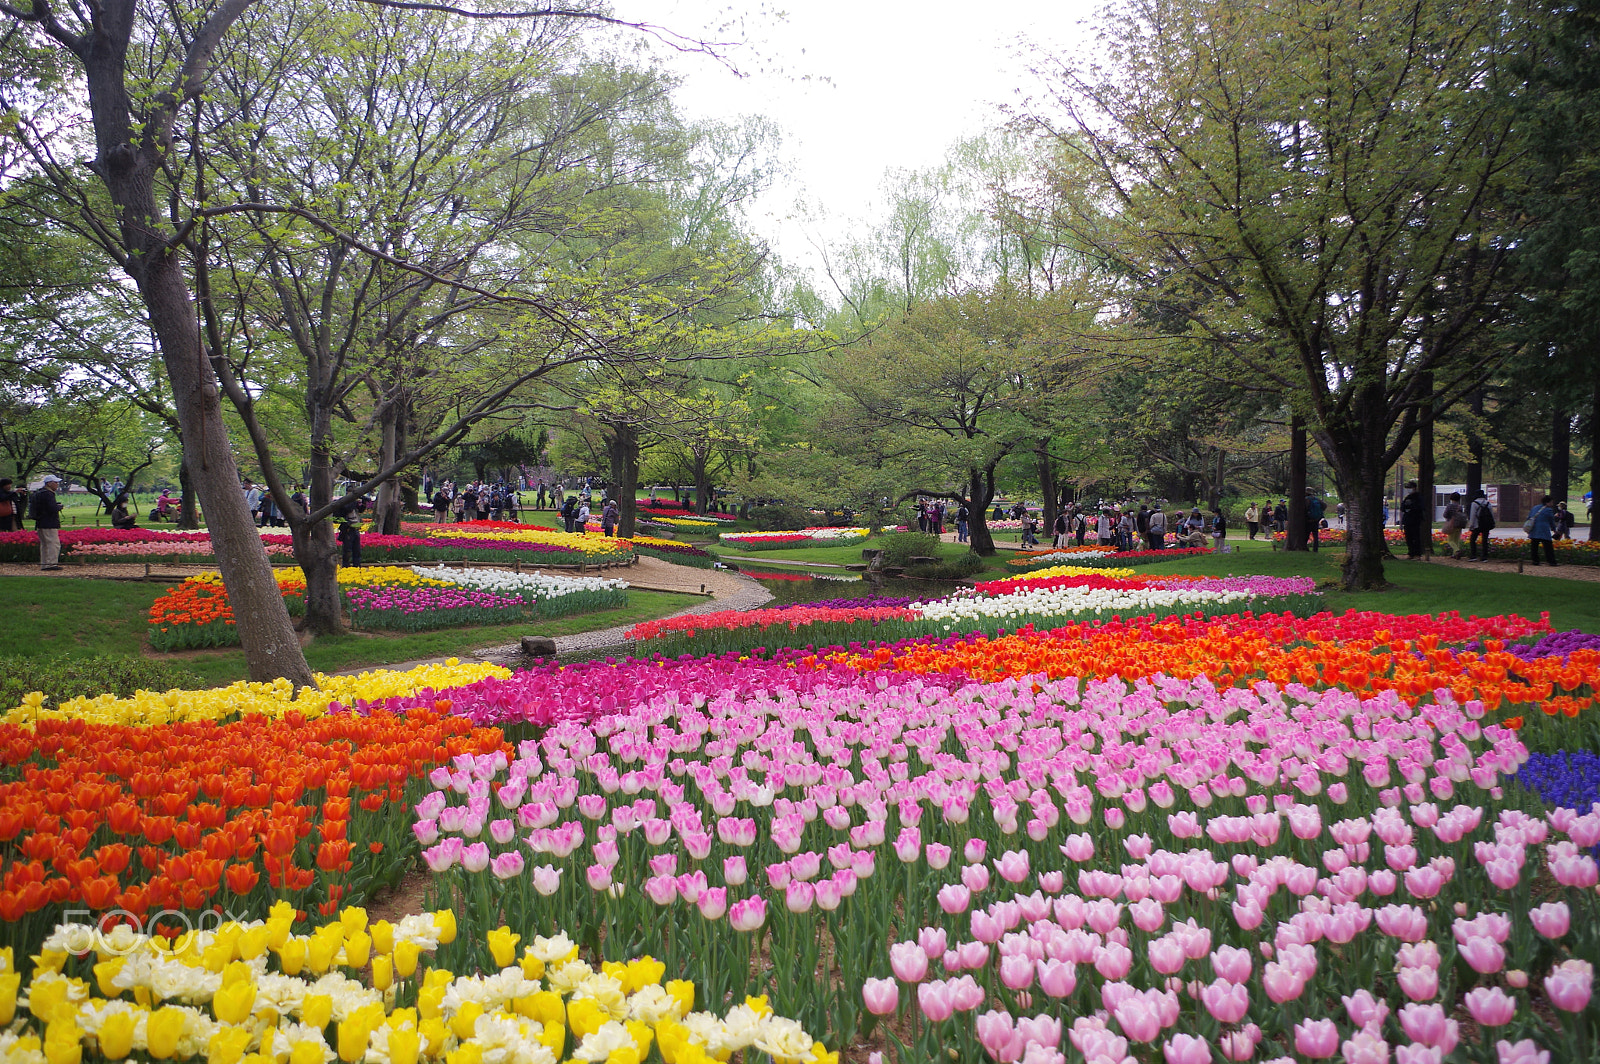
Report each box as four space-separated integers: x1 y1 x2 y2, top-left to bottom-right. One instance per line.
0 705 507 965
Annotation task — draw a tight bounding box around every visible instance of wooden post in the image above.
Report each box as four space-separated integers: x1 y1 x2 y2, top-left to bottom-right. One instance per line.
514 559 521 574
144 563 151 579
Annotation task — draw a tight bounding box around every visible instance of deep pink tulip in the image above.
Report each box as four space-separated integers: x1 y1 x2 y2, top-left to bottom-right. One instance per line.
728 895 766 932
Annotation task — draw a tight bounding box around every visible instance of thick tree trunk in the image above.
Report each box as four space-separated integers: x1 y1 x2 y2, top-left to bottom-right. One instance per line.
967 466 999 556
1286 416 1308 551
693 453 712 516
1337 470 1389 589
374 407 404 535
606 422 640 539
1590 371 1599 540
177 453 200 530
1209 448 1225 511
1316 390 1391 589
296 442 345 637
1551 400 1570 505
1036 445 1057 542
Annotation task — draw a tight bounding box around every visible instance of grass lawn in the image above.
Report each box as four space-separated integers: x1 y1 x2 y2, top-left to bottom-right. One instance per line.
3 577 697 687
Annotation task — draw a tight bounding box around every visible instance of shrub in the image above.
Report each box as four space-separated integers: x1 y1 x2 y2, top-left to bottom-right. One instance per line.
906 551 985 580
0 655 205 709
746 503 811 531
880 531 941 567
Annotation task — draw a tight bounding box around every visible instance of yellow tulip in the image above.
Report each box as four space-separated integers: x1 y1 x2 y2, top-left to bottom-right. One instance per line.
339 908 368 936
342 932 371 970
432 911 457 946
535 1024 563 1058
213 981 256 1026
422 969 452 991
665 980 694 1015
0 971 23 1024
29 980 70 1023
418 1018 449 1057
236 926 272 962
566 997 605 1040
98 1011 136 1060
277 939 307 977
627 957 665 990
265 919 293 953
522 991 562 1028
0 947 12 972
393 941 421 979
604 1049 640 1064
147 1007 186 1060
301 993 333 1030
386 1028 420 1064
92 959 125 998
448 1001 483 1041
288 1041 324 1064
625 1020 653 1057
207 1027 252 1064
486 928 519 970
517 952 543 981
221 961 252 988
371 956 393 992
445 1044 481 1064
744 995 771 1017
306 935 338 975
42 1024 82 1064
416 987 444 1021
369 921 394 957
33 949 68 974
337 1018 371 1062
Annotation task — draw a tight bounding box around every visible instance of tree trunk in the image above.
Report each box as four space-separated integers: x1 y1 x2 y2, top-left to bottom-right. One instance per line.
1418 373 1435 553
1036 444 1057 542
374 406 404 535
1465 390 1484 503
1210 447 1225 510
177 453 200 530
692 451 712 516
1590 369 1599 540
967 466 999 556
295 441 345 637
606 422 640 539
1551 399 1570 505
1315 387 1392 590
1286 416 1308 551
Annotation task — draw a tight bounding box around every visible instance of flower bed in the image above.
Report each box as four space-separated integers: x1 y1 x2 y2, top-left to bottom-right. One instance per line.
719 527 872 550
409 622 1600 1059
1006 547 1213 571
630 535 717 569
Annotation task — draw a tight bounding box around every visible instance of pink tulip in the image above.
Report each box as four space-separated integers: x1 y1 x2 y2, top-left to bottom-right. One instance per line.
1459 935 1505 974
1343 989 1390 1029
1375 904 1428 942
1397 1004 1457 1053
728 896 766 931
918 926 948 962
1095 941 1133 980
972 910 1004 944
789 851 822 880
975 1010 1018 1060
1200 980 1249 1024
938 884 971 914
965 838 987 863
957 941 990 969
1163 1034 1212 1064
784 880 814 913
1000 952 1034 990
1211 945 1252 984
1403 866 1443 899
697 886 727 920
963 864 991 893
1112 995 1163 1043
814 878 843 911
1544 959 1593 1013
1061 832 1095 861
531 864 561 895
724 855 747 885
1528 901 1569 939
1037 870 1064 894
925 843 952 869
1341 1029 1391 1064
1149 937 1187 975
1463 986 1516 1027
995 850 1031 883
918 980 955 1022
1295 1019 1339 1059
1395 1046 1442 1064
1494 1039 1550 1064
1037 958 1076 997
1396 965 1438 1002
1131 898 1166 932
891 940 929 983
1262 961 1305 1003
862 977 899 1016
950 975 986 1011
1218 1025 1262 1062
585 863 612 891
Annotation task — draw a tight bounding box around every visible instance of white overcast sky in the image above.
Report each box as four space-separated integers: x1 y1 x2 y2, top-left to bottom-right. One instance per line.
605 1 1098 281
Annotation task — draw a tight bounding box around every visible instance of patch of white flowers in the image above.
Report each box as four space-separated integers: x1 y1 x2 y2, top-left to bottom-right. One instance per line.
914 583 1254 623
410 566 627 599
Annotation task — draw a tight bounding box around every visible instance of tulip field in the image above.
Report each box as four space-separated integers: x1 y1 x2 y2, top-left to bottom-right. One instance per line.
4 550 1600 1064
146 568 630 650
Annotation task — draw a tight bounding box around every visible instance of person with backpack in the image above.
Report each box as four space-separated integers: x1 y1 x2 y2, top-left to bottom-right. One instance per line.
1147 504 1167 549
1467 489 1495 560
1525 495 1558 566
1399 480 1427 559
1305 492 1327 551
1441 492 1466 559
561 494 577 533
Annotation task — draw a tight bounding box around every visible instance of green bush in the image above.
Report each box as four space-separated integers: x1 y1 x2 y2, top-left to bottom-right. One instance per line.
746 504 811 531
906 551 985 580
1 655 206 710
880 531 941 567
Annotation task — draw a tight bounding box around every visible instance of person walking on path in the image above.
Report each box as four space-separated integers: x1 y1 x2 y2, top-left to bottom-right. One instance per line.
1526 495 1558 566
32 475 64 570
1441 492 1466 559
957 501 970 544
1467 489 1495 560
1210 507 1228 552
1147 504 1167 550
1305 492 1326 552
1244 502 1260 540
1400 480 1427 559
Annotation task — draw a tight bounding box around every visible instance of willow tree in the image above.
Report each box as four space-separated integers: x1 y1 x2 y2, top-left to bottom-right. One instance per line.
1031 0 1530 588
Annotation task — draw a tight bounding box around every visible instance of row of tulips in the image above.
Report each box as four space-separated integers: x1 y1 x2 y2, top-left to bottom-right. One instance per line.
1005 548 1214 571
716 529 872 550
1269 528 1600 565
0 697 508 965
3 903 835 1064
624 573 1322 657
408 633 1600 1060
